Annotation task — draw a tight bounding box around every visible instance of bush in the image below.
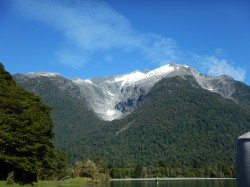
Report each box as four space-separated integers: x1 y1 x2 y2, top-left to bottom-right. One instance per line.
6 171 15 184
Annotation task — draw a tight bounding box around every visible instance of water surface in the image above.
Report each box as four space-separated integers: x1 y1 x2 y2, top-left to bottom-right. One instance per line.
109 180 236 187
82 179 236 187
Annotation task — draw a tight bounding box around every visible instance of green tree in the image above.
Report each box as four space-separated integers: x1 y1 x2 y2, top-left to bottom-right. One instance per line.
38 148 68 180
133 164 143 178
72 159 110 182
0 63 66 183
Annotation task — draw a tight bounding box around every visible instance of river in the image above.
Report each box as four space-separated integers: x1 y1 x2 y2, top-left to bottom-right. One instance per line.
85 179 236 187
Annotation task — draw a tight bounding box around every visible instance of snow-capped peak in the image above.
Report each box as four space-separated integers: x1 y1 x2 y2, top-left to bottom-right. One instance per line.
146 64 177 77
15 63 237 122
114 71 147 86
113 64 181 87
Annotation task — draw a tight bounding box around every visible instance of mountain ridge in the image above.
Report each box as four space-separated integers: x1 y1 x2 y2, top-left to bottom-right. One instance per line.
14 63 249 121
13 63 250 165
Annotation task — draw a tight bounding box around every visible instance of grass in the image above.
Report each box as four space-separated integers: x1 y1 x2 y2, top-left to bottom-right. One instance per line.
0 177 93 187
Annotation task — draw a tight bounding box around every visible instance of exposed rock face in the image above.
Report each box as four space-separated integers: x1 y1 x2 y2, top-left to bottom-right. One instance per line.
13 64 245 121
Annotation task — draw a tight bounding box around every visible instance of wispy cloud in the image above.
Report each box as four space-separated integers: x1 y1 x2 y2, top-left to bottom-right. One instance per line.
12 0 179 67
203 57 246 82
12 0 246 82
188 54 246 82
55 49 88 69
140 34 180 65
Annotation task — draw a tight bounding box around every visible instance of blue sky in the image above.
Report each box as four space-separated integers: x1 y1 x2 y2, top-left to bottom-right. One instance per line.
0 0 249 85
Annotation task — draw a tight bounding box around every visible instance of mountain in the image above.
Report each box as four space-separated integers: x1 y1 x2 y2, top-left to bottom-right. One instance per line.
13 63 250 165
13 72 106 160
71 64 250 121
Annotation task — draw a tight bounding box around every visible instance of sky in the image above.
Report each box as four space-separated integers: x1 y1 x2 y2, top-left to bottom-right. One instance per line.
0 0 250 85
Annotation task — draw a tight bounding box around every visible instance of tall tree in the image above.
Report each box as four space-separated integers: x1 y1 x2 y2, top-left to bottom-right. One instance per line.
0 63 66 183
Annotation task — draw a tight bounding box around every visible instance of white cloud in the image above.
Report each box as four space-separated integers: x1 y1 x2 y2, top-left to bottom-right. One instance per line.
140 34 181 65
205 57 246 82
13 0 178 67
189 54 246 82
12 0 246 82
13 0 134 50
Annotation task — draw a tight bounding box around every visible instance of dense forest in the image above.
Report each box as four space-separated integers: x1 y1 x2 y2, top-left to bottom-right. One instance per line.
96 76 250 166
16 72 250 168
0 64 67 183
47 76 250 167
12 66 250 180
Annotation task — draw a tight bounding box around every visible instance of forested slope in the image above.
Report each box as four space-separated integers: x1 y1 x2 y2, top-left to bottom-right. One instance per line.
77 76 250 166
14 73 250 167
14 74 107 162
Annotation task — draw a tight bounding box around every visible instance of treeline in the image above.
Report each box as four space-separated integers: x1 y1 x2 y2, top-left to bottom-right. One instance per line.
110 161 235 178
60 158 235 180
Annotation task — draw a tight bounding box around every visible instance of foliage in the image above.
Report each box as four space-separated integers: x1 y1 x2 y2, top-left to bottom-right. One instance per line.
133 164 144 178
0 63 67 183
72 158 110 182
14 73 250 171
75 76 250 167
231 80 250 110
38 148 68 180
6 171 15 184
14 73 106 164
109 161 235 178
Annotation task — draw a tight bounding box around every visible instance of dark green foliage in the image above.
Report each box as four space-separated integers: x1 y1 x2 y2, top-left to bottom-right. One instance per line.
110 167 134 178
231 81 250 110
14 74 106 164
133 164 144 178
14 73 250 173
0 63 66 183
75 76 250 167
108 161 235 178
38 147 68 180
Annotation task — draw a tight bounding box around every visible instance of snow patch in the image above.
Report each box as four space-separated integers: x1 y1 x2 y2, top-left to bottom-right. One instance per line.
106 110 115 116
114 71 146 86
27 72 61 78
72 78 84 84
114 64 177 87
107 91 115 96
72 78 92 84
84 79 92 84
147 64 176 77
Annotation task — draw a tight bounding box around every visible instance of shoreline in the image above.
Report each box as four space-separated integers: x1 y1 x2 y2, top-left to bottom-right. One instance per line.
110 177 236 181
